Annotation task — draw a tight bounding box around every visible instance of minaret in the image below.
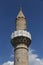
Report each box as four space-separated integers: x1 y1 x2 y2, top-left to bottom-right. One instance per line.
11 7 31 65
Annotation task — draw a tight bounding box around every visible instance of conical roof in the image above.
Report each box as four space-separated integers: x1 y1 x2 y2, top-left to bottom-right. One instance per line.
16 7 25 18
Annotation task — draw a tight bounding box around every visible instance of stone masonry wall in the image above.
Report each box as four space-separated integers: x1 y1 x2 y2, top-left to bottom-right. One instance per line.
14 44 28 65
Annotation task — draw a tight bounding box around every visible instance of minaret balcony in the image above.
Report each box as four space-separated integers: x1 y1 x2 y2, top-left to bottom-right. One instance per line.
11 30 31 47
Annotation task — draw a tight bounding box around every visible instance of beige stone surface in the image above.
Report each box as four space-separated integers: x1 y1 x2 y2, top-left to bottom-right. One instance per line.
14 44 28 65
16 18 26 30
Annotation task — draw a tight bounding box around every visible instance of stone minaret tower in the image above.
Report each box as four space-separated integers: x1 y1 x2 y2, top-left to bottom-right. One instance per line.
11 8 31 65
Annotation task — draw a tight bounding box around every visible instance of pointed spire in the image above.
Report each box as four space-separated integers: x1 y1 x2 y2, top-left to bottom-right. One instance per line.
16 7 25 18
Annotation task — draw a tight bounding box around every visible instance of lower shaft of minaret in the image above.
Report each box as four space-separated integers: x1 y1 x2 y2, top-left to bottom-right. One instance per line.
14 44 28 65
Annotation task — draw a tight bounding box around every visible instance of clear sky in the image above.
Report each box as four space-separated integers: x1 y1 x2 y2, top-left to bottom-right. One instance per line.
0 0 43 65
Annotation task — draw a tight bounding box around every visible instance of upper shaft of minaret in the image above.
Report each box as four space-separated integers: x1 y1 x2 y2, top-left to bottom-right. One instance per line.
16 7 26 30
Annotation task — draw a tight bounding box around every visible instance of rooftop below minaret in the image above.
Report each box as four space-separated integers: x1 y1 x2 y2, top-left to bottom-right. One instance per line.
16 7 25 18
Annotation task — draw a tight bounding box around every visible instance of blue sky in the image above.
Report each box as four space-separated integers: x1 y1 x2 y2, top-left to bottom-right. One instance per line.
0 0 43 65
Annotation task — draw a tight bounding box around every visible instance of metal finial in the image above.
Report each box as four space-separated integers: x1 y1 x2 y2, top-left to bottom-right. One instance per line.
20 4 22 11
20 6 22 11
